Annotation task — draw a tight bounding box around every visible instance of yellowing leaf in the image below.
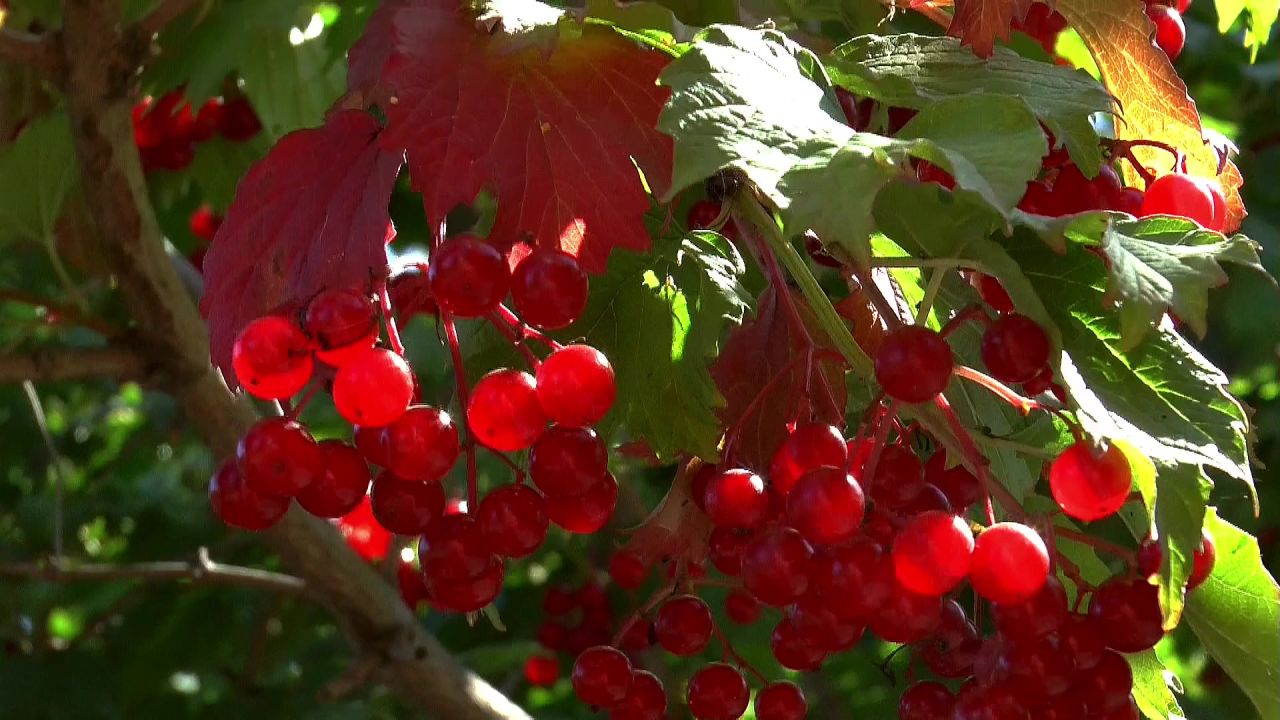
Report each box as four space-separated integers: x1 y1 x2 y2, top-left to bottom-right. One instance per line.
1054 0 1247 230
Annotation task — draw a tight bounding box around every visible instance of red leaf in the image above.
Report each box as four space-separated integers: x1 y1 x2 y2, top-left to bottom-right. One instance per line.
947 0 1034 57
711 286 846 472
353 0 673 273
200 110 403 382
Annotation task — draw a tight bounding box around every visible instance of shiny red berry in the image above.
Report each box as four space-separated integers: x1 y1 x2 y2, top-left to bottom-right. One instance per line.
875 325 954 403
428 235 510 317
536 345 616 426
511 249 588 330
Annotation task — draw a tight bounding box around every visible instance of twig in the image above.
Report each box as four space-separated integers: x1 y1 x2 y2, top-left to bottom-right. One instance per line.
22 381 65 560
0 27 58 76
0 549 309 594
0 345 150 384
134 0 204 37
1054 527 1137 563
440 309 479 511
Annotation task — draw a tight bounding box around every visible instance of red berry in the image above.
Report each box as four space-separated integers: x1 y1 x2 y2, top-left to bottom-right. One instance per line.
874 325 954 403
755 681 806 720
1146 4 1186 59
468 369 546 451
768 422 847 497
428 557 504 612
917 160 956 189
1136 539 1163 579
1113 186 1146 215
686 663 749 720
970 522 1050 604
336 496 392 561
609 670 666 720
1049 441 1133 521
529 425 608 497
545 473 618 533
536 344 616 426
786 466 866 546
1140 173 1216 228
1089 577 1164 653
925 451 982 510
892 511 974 596
209 460 289 530
511 249 588 330
189 204 222 241
811 537 894 621
476 483 548 558
993 575 1069 641
353 424 390 467
218 96 262 140
1060 613 1107 671
296 440 371 518
770 616 825 670
788 595 864 652
919 600 980 678
524 654 560 687
571 646 633 708
951 683 1029 720
428 235 510 317
332 348 415 427
981 313 1051 384
869 582 943 643
388 268 438 321
380 405 459 482
899 681 955 720
1188 528 1216 590
608 550 649 589
236 417 323 497
973 273 1015 314
740 526 813 607
418 513 492 582
304 288 376 350
686 200 722 230
654 595 713 656
396 557 430 609
724 589 761 624
370 471 445 534
231 316 313 399
1079 650 1134 713
1096 698 1140 720
866 443 926 508
192 98 223 141
1197 177 1228 231
703 469 769 528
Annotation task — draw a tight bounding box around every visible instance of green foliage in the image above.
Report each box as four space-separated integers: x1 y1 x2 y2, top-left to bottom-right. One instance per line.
0 112 75 244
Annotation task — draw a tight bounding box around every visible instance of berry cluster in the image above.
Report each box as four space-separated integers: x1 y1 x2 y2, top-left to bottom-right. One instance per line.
524 581 619 689
132 88 262 173
1012 0 1190 60
208 235 621 615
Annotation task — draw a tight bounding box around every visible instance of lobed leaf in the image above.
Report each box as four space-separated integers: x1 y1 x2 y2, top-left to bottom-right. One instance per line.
1214 0 1280 59
354 0 673 274
828 33 1109 174
200 110 404 382
947 0 1034 58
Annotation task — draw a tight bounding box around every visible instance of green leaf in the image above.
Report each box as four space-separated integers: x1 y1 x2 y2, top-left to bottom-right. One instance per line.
0 112 76 244
575 230 749 460
1128 650 1188 720
1122 445 1211 628
186 137 271 210
239 29 347 140
1058 214 1266 348
1185 509 1280 720
1006 240 1255 497
895 95 1047 213
827 33 1110 175
1214 0 1279 59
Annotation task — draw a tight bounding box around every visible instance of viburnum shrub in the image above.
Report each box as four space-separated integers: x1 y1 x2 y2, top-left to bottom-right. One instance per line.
194 0 1279 718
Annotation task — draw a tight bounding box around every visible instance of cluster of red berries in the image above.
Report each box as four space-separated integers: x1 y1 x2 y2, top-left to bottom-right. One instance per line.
208 232 623 614
132 88 262 172
524 581 618 689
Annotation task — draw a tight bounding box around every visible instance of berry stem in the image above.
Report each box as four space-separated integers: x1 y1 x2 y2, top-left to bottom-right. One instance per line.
1054 526 1138 563
731 197 873 376
932 394 1028 525
952 365 1038 415
940 306 991 337
485 311 543 370
439 308 479 511
970 432 1058 460
284 382 321 421
859 402 897 498
915 267 946 325
712 624 770 685
379 288 407 357
492 303 564 352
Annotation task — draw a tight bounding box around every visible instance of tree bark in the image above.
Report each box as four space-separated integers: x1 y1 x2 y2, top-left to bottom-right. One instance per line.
54 2 531 718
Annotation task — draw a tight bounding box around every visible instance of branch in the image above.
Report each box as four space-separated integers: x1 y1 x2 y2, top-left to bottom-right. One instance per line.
55 3 531 718
0 550 308 595
0 27 58 75
0 345 150 384
134 0 203 37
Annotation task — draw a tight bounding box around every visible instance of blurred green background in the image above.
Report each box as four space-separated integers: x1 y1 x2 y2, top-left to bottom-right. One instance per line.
0 1 1276 718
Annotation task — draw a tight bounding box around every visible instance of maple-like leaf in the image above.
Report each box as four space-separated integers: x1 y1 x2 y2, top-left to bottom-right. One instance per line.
351 0 673 273
201 110 404 381
947 0 1034 58
711 285 846 472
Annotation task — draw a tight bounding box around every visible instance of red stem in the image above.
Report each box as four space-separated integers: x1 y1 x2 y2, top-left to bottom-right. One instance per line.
941 306 991 337
379 288 406 356
859 402 897 499
485 311 543 370
440 309 478 511
952 365 1038 415
285 383 321 421
932 394 1028 525
1055 526 1137 563
713 624 769 685
492 304 563 352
